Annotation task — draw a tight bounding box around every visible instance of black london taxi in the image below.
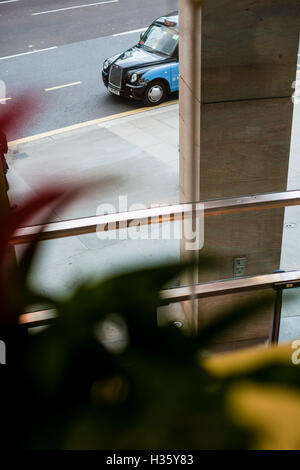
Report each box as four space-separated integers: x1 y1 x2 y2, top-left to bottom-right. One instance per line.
102 11 179 106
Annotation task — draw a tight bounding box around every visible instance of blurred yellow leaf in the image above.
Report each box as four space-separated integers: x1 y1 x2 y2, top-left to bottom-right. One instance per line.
202 343 295 377
227 382 300 450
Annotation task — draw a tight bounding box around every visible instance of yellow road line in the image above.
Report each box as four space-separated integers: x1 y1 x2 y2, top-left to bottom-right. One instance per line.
44 81 82 91
9 99 178 146
0 97 12 102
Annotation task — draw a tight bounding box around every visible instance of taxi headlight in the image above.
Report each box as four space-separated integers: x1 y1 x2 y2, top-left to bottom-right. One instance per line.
103 60 109 71
130 73 138 84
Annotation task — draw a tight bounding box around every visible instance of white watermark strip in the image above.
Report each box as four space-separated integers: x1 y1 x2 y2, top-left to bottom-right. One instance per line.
0 340 6 365
0 80 7 104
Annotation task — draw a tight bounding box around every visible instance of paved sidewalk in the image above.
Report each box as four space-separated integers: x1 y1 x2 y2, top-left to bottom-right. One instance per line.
7 104 183 320
8 103 179 219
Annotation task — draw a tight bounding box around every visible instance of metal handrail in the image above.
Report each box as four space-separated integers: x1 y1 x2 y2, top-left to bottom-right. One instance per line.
12 190 300 330
160 270 300 304
19 270 300 325
11 190 300 245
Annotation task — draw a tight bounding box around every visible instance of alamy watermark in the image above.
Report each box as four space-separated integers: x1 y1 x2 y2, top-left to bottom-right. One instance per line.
0 340 6 365
291 339 300 365
96 196 204 251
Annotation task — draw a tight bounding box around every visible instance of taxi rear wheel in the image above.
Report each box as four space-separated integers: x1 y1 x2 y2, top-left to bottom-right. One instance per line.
143 80 167 106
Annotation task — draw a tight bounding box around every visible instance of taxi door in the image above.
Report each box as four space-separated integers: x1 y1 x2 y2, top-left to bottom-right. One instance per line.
170 62 179 92
170 44 179 92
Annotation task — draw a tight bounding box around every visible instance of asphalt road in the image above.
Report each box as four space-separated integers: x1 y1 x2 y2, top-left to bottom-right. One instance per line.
0 0 178 139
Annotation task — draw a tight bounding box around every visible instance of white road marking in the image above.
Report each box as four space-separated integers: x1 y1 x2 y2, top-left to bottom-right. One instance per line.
113 27 147 37
0 46 57 61
44 81 82 91
0 97 12 102
0 0 22 4
32 0 118 16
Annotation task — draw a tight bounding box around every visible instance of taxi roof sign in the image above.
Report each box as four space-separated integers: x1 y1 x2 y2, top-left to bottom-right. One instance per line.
164 19 176 27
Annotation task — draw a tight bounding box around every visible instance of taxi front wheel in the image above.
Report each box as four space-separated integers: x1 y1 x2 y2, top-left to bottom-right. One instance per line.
143 80 167 106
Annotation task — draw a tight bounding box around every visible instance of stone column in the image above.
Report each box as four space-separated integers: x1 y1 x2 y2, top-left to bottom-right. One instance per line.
179 0 300 348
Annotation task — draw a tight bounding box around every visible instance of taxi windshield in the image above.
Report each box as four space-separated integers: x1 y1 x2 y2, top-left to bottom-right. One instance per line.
141 24 178 56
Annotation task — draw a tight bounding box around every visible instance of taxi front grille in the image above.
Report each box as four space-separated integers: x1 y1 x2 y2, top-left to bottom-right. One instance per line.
109 65 122 88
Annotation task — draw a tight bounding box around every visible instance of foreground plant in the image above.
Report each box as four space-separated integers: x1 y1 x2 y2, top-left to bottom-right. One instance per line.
0 188 300 450
1 96 300 450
